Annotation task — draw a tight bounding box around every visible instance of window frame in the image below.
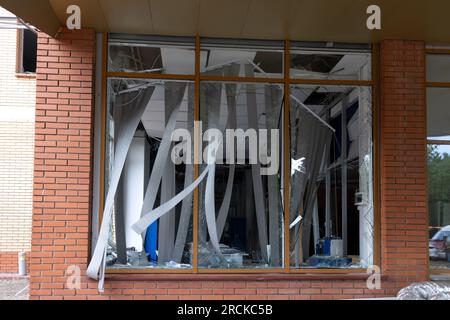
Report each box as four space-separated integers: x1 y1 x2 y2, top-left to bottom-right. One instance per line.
426 50 450 275
98 34 380 275
15 27 37 77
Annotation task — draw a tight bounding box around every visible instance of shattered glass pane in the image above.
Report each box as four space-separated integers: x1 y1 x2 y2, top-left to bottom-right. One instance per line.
289 85 374 269
198 79 284 269
201 39 284 78
105 79 195 269
108 39 195 74
290 48 371 81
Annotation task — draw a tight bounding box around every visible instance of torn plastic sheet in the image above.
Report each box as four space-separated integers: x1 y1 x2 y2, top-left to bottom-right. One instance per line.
172 86 195 263
156 83 187 262
132 136 222 232
245 64 269 263
138 82 187 236
132 163 210 235
86 87 155 290
215 70 238 240
397 282 450 300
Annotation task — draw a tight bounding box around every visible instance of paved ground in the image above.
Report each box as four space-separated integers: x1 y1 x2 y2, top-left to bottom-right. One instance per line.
0 279 29 300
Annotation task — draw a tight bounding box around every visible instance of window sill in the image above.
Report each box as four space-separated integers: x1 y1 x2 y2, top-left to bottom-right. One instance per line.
106 271 384 282
15 73 36 79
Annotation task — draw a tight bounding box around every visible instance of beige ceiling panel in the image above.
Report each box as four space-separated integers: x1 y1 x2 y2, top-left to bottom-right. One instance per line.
198 0 252 38
150 0 198 36
98 0 153 34
288 0 372 43
49 0 108 32
6 0 450 43
240 0 291 40
288 0 431 43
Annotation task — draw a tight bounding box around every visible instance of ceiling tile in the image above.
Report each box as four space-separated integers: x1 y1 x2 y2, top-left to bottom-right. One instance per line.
150 0 198 36
99 0 153 34
198 0 251 38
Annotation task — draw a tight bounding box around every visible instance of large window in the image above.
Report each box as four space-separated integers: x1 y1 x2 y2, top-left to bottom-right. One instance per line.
426 53 450 272
95 36 375 273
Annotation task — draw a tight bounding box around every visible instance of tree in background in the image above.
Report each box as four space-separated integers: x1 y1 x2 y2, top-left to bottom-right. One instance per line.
428 144 450 238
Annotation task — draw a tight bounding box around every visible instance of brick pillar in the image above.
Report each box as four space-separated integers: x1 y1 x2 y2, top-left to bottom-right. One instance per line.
380 40 428 293
31 28 95 299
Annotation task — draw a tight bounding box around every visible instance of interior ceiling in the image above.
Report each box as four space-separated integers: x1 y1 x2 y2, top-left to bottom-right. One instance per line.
2 0 450 43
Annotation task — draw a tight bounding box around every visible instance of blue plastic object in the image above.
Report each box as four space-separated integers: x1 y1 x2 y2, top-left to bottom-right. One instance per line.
145 221 158 262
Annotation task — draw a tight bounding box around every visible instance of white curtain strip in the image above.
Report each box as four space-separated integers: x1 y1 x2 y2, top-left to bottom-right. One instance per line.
204 161 222 255
202 80 224 256
138 82 187 235
245 65 269 263
265 85 282 266
171 162 194 262
131 165 210 235
172 85 195 263
215 64 239 240
86 87 155 290
131 137 222 236
215 161 235 240
157 83 185 262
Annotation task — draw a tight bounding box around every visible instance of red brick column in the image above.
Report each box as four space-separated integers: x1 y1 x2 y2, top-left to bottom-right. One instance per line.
380 40 428 294
31 28 95 299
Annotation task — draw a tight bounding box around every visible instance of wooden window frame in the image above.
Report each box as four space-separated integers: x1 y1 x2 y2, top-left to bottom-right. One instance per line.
15 28 36 78
425 48 450 275
98 33 381 276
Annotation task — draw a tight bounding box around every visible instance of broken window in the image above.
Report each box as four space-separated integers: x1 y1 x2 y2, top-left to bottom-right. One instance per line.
201 39 284 78
198 80 284 269
289 85 374 268
290 42 371 81
105 79 195 269
90 37 375 282
108 35 196 75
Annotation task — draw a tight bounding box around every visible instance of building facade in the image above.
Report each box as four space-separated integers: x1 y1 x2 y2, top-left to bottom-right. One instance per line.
0 1 449 300
0 6 35 274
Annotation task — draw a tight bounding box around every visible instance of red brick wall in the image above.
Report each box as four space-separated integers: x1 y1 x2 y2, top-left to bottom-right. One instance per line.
0 251 30 274
380 39 429 290
30 33 429 299
31 28 95 298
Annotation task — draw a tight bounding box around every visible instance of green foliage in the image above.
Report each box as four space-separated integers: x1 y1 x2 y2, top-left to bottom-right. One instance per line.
428 145 450 202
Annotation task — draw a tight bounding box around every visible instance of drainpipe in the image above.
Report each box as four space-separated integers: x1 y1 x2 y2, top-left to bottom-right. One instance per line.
18 252 26 276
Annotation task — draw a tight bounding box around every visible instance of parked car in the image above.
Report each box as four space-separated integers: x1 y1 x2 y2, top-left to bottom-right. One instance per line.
429 225 450 260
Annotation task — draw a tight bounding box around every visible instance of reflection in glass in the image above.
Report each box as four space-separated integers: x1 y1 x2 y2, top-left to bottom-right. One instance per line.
289 85 373 269
427 54 450 83
428 145 450 271
198 78 284 269
427 87 450 141
105 79 194 269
